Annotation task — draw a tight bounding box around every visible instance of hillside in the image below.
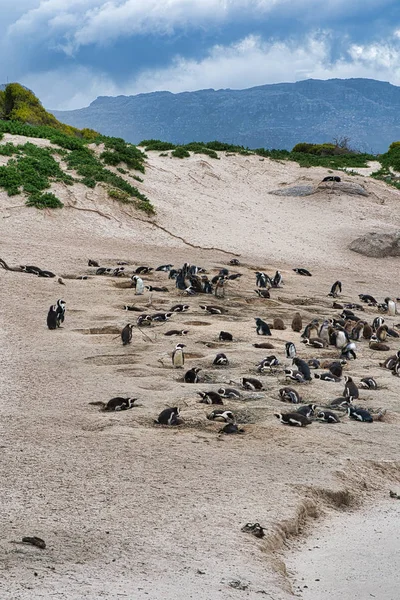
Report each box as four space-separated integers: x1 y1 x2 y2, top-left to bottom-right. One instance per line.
1 121 400 599
52 78 400 153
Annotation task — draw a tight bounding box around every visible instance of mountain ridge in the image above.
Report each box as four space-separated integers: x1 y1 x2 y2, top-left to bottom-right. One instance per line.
51 78 400 153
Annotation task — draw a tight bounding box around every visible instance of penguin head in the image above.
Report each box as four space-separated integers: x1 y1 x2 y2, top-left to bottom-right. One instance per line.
175 343 186 349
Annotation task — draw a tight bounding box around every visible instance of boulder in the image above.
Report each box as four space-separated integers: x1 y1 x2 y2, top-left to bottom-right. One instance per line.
349 231 400 257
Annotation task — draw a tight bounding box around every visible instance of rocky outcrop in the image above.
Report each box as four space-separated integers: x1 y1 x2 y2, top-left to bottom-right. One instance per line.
349 231 400 257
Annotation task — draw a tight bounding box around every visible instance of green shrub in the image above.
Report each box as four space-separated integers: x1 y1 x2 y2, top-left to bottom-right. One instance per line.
140 139 176 151
26 191 63 209
172 147 190 158
108 188 130 201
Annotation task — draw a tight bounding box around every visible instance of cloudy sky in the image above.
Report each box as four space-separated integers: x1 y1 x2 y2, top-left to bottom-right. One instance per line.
1 0 399 110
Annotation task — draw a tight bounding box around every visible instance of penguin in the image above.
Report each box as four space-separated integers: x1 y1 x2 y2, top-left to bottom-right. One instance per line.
155 264 173 271
369 339 390 351
256 271 271 288
200 305 224 315
228 273 242 281
207 410 235 423
218 387 241 399
327 361 344 378
359 377 378 390
54 299 66 327
379 354 399 370
272 317 285 330
346 405 373 423
296 404 317 418
242 377 263 391
340 341 357 360
285 342 296 359
137 314 152 326
253 342 275 349
292 357 311 381
151 312 173 322
322 175 341 182
314 372 341 382
350 321 365 341
89 397 138 412
229 258 240 266
291 313 303 332
362 323 373 339
21 265 42 276
219 331 233 341
184 367 201 383
279 387 302 404
255 289 270 298
219 423 244 434
96 267 112 275
334 328 348 349
387 328 400 338
168 269 178 280
116 261 128 266
359 294 378 306
47 303 58 330
301 319 319 339
145 285 168 292
274 412 311 427
135 266 153 274
372 316 385 331
329 396 351 409
375 325 389 341
121 324 133 345
88 259 99 267
131 275 144 295
257 356 279 372
155 407 181 425
124 305 143 312
255 318 271 336
213 353 229 366
170 304 190 313
307 359 321 369
285 369 307 383
197 391 224 405
328 281 342 298
384 297 397 316
343 376 359 400
272 270 283 287
316 410 340 423
38 269 56 278
164 329 189 336
319 319 332 343
301 337 328 349
172 343 186 368
293 268 312 276
112 267 125 277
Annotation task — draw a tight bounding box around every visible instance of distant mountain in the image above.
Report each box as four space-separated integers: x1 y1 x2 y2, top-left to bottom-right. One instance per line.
52 78 400 153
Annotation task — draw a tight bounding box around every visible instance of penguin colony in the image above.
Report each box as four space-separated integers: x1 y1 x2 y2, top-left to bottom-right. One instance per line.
45 257 399 434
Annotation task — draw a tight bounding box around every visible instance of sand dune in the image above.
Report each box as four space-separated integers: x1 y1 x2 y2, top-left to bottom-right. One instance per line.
1 147 400 599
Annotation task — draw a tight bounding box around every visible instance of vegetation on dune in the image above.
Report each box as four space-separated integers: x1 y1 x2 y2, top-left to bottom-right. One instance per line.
370 141 400 190
0 84 154 213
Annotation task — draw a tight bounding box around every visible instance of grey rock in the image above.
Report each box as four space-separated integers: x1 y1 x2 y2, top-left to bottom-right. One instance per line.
349 231 400 257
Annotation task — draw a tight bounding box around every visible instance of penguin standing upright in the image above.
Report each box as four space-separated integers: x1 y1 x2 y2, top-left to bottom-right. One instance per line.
328 281 342 298
47 304 58 330
285 342 296 359
385 297 397 316
343 376 359 400
172 343 186 368
121 324 133 345
132 275 144 295
291 313 302 332
292 357 312 381
255 318 271 336
272 271 283 287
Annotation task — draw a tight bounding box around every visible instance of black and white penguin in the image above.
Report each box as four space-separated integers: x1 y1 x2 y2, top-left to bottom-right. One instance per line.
155 264 173 272
369 339 390 351
207 410 235 423
256 271 272 288
135 266 153 274
228 273 242 280
340 341 357 360
121 323 133 345
380 353 399 370
322 175 341 182
296 404 317 418
274 412 311 427
384 297 397 316
89 397 138 412
184 367 201 383
47 299 66 330
200 305 224 315
218 387 241 399
314 372 341 382
257 355 279 372
272 271 283 287
155 407 181 425
301 337 328 349
359 377 378 390
307 359 321 369
131 275 144 295
164 329 189 336
219 423 244 434
172 343 186 368
213 353 229 366
285 369 307 383
329 396 351 408
170 304 190 313
316 410 340 423
255 318 271 336
197 391 224 405
359 293 378 306
137 314 152 326
346 405 373 423
327 361 344 377
151 312 173 322
293 268 312 276
285 342 297 359
112 267 125 277
88 259 100 267
242 377 263 391
229 258 240 266
372 316 385 331
292 357 312 381
145 285 168 292
343 376 359 400
279 387 302 404
254 289 271 298
328 281 342 298
219 331 233 341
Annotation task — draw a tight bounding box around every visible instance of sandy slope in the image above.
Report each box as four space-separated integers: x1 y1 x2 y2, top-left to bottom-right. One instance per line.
1 144 400 599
